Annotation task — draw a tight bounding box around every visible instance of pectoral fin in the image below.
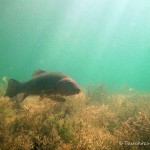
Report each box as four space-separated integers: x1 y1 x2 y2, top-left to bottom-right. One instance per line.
52 95 66 102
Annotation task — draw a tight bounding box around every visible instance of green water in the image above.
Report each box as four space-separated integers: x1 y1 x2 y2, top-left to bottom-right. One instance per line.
0 0 150 91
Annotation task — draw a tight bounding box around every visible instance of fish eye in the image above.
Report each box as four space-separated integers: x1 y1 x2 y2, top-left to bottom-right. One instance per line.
68 81 73 84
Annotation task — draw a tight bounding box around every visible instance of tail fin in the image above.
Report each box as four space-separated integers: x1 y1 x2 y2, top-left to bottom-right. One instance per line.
4 79 20 98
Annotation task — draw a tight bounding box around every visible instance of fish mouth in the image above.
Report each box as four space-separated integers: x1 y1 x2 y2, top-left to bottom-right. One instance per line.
75 88 81 94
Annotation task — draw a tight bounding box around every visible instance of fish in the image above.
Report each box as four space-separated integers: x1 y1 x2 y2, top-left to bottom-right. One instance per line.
4 70 81 101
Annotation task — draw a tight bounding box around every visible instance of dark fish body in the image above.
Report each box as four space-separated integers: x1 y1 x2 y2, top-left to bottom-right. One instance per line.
4 71 81 101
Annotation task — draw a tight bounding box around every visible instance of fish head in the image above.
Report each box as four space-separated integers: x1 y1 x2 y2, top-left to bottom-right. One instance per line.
57 78 81 96
4 79 20 98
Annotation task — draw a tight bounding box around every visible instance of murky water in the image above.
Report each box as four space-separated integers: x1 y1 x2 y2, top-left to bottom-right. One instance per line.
0 0 150 91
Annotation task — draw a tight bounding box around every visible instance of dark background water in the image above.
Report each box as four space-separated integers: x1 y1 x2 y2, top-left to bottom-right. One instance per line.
0 0 150 91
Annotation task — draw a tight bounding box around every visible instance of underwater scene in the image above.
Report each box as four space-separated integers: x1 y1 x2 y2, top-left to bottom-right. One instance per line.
0 0 150 149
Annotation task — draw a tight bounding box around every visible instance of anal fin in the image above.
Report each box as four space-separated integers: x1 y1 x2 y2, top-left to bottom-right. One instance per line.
21 93 29 102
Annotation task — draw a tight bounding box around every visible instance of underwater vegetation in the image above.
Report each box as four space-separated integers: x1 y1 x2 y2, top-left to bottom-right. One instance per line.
0 80 150 150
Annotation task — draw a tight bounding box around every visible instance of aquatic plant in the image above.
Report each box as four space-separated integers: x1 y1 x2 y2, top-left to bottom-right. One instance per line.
0 84 149 150
0 76 7 96
86 84 109 104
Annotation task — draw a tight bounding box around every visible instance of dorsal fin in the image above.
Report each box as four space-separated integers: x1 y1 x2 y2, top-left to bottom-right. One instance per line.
32 70 47 78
